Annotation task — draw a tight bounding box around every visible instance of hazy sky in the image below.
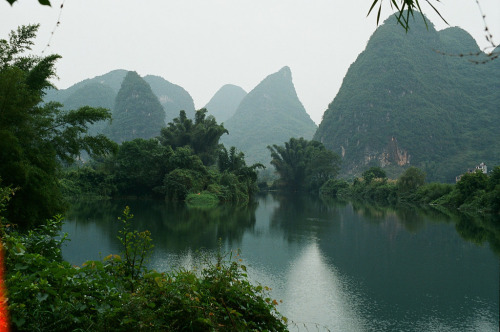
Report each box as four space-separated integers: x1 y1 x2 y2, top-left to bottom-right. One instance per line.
1 0 499 124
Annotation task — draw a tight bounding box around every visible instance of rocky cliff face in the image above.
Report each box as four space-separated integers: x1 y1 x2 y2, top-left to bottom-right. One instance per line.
314 14 500 182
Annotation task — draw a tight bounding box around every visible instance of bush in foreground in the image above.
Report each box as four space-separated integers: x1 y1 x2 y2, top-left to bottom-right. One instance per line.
1 193 287 331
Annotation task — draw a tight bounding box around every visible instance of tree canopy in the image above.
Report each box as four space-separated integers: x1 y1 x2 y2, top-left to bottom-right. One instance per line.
268 137 341 192
0 25 116 227
159 109 228 166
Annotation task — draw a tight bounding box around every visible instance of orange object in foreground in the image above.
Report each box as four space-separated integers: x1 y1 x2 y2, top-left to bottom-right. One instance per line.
0 241 9 332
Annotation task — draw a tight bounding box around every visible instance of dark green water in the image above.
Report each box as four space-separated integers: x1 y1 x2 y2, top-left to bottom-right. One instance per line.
62 193 499 331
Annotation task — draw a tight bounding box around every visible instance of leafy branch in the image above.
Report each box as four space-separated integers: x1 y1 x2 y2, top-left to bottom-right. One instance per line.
368 0 447 31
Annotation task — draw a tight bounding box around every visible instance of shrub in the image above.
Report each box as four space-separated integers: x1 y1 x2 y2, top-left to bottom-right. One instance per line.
414 182 453 203
2 201 288 331
320 179 349 197
186 192 220 208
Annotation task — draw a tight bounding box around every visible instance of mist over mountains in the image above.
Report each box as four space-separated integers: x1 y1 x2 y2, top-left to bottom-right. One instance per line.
221 66 317 165
204 84 247 123
45 69 196 125
43 15 499 182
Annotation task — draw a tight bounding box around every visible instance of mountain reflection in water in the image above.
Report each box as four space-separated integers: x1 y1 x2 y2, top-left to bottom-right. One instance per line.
63 193 499 331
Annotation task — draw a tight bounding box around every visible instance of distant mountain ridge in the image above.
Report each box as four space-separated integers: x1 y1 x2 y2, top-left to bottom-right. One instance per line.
44 70 196 124
314 14 499 182
106 71 165 143
204 84 247 123
222 66 317 165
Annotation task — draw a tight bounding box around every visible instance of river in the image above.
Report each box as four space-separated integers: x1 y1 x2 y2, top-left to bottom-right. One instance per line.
62 193 499 331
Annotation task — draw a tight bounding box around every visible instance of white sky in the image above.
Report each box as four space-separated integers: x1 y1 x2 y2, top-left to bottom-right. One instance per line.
1 0 499 124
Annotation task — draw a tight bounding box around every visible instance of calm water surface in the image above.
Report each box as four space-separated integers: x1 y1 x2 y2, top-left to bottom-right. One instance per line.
62 193 499 331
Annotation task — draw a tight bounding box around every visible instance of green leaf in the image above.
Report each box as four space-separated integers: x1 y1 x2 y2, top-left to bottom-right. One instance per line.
36 292 49 302
38 0 51 5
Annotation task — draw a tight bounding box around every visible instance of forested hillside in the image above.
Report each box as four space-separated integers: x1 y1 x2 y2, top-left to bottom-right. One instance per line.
143 75 196 123
44 70 196 126
314 14 500 182
205 84 247 123
106 71 165 143
222 66 317 165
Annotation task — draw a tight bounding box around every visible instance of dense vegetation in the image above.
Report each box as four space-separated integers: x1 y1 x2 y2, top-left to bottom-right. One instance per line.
320 165 500 215
62 108 263 205
0 25 117 228
314 14 499 182
268 137 341 192
0 25 286 330
0 189 287 331
222 66 317 165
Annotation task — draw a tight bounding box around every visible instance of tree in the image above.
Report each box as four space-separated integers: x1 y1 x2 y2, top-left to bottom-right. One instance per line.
362 166 387 184
456 170 488 203
159 109 228 165
398 166 426 193
0 25 116 227
268 137 341 192
306 141 341 191
113 138 172 196
217 146 265 195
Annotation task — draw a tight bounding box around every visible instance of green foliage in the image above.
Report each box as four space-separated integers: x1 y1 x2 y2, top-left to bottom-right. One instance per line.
456 171 488 205
319 179 349 198
113 138 172 196
362 166 387 184
268 137 340 192
117 206 153 289
324 165 500 214
164 168 206 201
60 164 116 198
0 25 116 228
160 109 228 165
397 166 426 194
62 139 261 204
413 182 453 203
218 146 265 197
1 196 287 331
186 192 220 208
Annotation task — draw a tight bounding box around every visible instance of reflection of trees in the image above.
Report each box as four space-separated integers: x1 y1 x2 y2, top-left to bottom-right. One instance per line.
351 200 389 223
454 213 500 256
64 198 258 254
345 198 500 256
269 192 339 242
153 200 258 251
350 200 455 233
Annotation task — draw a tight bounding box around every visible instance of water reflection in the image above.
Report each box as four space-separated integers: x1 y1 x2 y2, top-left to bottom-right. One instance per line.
282 242 367 331
63 198 258 264
62 194 499 331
